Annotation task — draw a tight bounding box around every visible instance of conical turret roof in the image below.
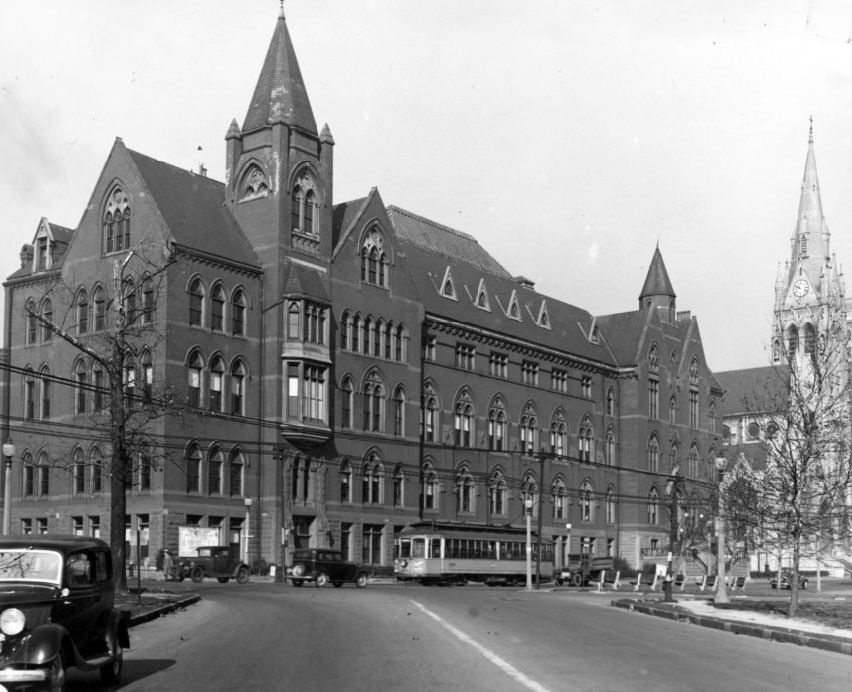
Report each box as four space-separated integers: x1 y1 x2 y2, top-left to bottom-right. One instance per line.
243 12 317 133
639 246 676 303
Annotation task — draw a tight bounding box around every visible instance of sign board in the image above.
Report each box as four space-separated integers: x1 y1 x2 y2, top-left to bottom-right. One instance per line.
178 527 220 557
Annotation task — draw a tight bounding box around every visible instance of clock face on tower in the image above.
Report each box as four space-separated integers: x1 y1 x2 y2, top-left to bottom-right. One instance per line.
793 279 809 297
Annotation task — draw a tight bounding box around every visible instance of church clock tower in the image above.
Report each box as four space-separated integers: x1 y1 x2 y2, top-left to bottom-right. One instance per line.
772 120 848 367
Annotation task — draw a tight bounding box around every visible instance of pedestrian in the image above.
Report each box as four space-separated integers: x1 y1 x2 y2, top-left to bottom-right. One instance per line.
163 548 174 581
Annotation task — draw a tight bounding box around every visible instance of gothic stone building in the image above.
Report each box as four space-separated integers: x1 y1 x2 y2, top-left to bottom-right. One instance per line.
1 12 723 572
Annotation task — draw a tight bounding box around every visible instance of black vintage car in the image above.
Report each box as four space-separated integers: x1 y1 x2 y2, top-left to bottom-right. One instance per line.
288 549 368 587
0 535 130 691
178 546 251 584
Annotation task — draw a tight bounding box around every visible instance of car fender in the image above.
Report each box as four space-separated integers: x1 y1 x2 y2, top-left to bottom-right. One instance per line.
109 608 131 649
12 624 81 669
231 562 250 579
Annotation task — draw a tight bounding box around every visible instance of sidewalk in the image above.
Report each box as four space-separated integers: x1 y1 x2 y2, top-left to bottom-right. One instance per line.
117 588 201 627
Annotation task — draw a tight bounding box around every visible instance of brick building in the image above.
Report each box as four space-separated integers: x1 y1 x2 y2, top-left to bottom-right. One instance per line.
1 11 722 572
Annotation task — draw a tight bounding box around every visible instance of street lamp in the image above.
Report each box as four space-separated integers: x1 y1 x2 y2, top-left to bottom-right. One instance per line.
524 497 533 591
243 498 253 565
714 456 729 604
2 440 15 535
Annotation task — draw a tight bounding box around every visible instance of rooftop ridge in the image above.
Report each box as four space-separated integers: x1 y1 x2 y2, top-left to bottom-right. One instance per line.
387 205 478 243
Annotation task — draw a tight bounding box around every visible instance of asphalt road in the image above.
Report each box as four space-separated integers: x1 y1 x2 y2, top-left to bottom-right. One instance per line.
85 580 852 691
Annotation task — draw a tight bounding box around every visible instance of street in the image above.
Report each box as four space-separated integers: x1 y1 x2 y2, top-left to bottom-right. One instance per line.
66 580 852 692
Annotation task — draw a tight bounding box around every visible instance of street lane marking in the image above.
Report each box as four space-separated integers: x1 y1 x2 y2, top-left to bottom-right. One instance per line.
411 600 551 692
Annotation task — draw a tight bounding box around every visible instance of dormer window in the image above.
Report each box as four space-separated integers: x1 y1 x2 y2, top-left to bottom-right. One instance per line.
35 236 49 271
104 187 131 254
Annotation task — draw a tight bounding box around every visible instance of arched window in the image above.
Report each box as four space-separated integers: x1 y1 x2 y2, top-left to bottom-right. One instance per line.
287 302 300 340
351 314 361 353
140 350 153 404
395 325 405 361
456 465 475 514
361 454 384 505
606 388 615 416
93 287 106 331
453 391 474 448
521 473 538 518
185 443 202 493
211 284 226 332
104 187 131 253
360 228 388 287
36 452 50 496
669 395 677 424
689 357 699 385
424 462 439 511
123 355 136 409
550 412 567 457
25 300 37 345
362 372 384 432
76 290 89 335
340 459 352 503
647 434 659 472
489 470 507 516
606 486 616 523
787 325 799 358
488 398 507 451
73 448 86 495
648 344 659 373
802 323 817 359
340 311 350 351
551 478 567 520
39 366 51 419
208 446 223 495
291 174 318 235
21 452 34 497
91 448 103 494
708 401 717 434
578 415 594 462
341 376 354 429
519 403 538 455
239 165 269 201
187 351 203 408
189 278 205 327
424 385 439 443
393 386 405 437
648 487 659 525
229 449 245 496
231 289 246 336
606 428 616 466
209 356 225 412
230 360 246 415
23 369 36 420
688 443 699 478
142 278 155 325
580 480 593 521
669 443 679 473
123 278 137 326
363 317 374 355
74 360 88 414
393 465 405 507
40 299 53 342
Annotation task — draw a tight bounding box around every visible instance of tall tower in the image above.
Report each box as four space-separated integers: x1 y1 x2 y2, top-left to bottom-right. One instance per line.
772 120 848 370
224 7 335 289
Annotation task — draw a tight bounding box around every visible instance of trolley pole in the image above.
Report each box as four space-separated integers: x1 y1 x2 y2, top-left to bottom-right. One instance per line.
525 498 533 591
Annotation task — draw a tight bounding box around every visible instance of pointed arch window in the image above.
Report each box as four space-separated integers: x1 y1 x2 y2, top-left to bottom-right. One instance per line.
73 449 86 495
208 446 223 495
37 452 50 496
40 299 53 342
393 465 405 507
393 386 405 437
91 448 103 493
424 462 439 511
552 478 567 520
104 187 131 253
240 165 269 201
606 388 615 416
76 290 89 335
362 372 384 432
230 360 246 415
519 404 538 456
361 228 388 288
231 289 246 336
688 443 699 478
93 287 106 331
647 434 659 472
550 414 567 457
456 466 475 514
209 356 225 412
580 481 593 521
424 386 439 443
185 443 202 493
187 350 203 408
39 366 51 419
669 443 679 473
489 470 507 516
341 376 354 430
578 415 594 462
522 473 538 518
454 391 474 448
648 488 659 525
291 174 318 236
786 325 799 358
340 459 352 503
606 486 616 523
211 284 226 332
22 453 34 497
142 278 155 325
23 369 36 420
488 400 507 451
25 300 37 346
189 278 205 327
229 449 245 497
75 360 88 414
123 355 136 409
669 395 677 424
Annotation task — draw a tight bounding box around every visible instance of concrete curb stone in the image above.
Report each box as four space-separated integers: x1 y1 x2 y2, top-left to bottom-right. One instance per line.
611 598 852 656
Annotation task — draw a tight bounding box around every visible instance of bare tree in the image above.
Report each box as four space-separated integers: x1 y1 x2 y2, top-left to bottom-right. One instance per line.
26 245 177 592
725 309 852 615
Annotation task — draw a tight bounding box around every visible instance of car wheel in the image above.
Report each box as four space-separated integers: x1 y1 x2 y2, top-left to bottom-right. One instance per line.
571 573 583 587
292 579 303 587
333 581 343 587
100 630 124 685
217 577 230 583
236 566 250 584
316 572 329 587
191 566 204 583
356 573 368 588
801 580 808 589
48 652 66 692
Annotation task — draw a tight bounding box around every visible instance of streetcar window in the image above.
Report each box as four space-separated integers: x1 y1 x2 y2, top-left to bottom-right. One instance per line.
485 540 496 559
446 539 459 559
398 538 410 559
428 538 442 559
411 538 426 558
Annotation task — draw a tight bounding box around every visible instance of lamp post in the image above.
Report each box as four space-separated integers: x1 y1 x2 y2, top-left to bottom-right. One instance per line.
524 497 533 591
243 498 253 565
714 456 729 604
2 440 15 535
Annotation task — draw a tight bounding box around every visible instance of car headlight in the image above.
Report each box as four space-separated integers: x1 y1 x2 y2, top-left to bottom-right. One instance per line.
292 564 304 577
0 608 25 636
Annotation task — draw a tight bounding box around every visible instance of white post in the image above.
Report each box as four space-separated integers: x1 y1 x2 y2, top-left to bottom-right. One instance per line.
525 498 533 591
243 498 253 565
2 441 15 535
714 456 729 604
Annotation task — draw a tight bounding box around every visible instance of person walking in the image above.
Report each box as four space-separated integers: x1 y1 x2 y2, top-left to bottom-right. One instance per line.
163 548 174 581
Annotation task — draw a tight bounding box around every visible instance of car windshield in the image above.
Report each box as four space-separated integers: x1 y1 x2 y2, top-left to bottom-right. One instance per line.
0 549 62 584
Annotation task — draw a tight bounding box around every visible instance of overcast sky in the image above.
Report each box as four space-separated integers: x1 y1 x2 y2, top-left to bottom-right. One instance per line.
3 1 852 372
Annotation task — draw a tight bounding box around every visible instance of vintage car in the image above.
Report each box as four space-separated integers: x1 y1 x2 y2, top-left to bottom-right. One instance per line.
178 546 251 584
288 549 369 587
770 569 808 590
0 535 130 691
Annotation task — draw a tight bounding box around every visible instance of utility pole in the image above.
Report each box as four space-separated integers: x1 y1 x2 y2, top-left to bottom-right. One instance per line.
535 450 546 588
664 465 681 602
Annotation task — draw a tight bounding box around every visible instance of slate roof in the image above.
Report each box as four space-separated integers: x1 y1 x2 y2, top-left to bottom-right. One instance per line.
386 206 512 280
593 310 646 365
716 365 790 415
127 149 260 269
639 245 676 301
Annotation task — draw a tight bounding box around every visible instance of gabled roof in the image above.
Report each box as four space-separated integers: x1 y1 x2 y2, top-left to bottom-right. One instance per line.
127 149 260 269
716 365 791 416
387 206 512 279
594 310 646 364
243 13 317 134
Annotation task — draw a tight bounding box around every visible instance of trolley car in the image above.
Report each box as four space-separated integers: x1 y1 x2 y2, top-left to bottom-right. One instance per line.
394 522 554 585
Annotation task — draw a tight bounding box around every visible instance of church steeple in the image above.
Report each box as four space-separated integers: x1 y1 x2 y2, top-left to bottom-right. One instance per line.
639 246 676 321
243 10 317 134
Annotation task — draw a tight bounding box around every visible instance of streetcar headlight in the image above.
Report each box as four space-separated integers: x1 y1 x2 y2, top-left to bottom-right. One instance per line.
0 608 25 636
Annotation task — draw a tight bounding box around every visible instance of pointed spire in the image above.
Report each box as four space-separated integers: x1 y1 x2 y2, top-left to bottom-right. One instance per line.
639 246 676 303
243 11 317 133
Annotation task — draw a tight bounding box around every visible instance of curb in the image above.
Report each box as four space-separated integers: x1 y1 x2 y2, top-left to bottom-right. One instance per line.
611 599 852 656
127 594 202 627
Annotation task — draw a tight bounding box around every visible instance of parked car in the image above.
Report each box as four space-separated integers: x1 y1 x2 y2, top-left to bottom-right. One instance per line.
288 549 369 587
556 554 614 587
770 569 808 590
178 546 251 584
0 535 130 691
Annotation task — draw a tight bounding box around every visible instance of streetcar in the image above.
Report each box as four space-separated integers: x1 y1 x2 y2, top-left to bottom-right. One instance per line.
394 522 554 585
